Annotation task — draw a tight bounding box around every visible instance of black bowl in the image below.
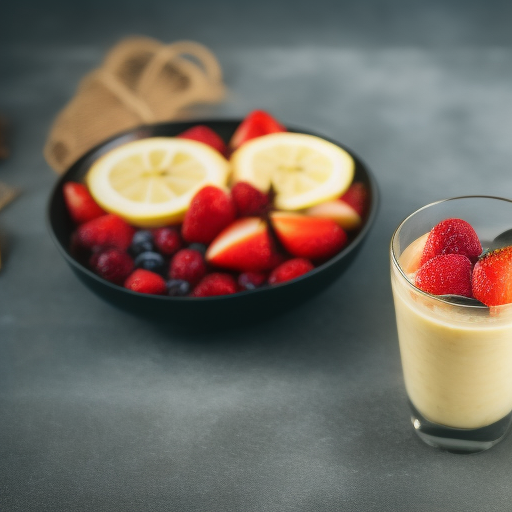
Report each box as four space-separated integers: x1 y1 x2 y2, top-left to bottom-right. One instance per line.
48 119 379 326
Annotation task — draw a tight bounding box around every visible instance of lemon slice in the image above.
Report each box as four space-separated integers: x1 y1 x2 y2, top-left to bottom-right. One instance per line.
230 132 355 210
86 137 229 227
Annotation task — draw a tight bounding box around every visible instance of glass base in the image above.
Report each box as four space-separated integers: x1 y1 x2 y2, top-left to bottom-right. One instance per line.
409 401 512 454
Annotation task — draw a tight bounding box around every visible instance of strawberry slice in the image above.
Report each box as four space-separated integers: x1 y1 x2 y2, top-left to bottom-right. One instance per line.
177 125 227 155
305 200 362 230
206 217 280 272
415 254 473 297
229 110 286 150
420 218 482 266
270 212 347 261
63 182 105 224
472 246 512 306
182 186 236 245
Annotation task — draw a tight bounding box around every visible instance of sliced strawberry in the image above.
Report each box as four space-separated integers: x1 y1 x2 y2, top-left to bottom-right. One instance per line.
191 273 238 297
268 258 314 285
231 181 269 217
169 248 207 286
472 246 512 306
89 248 134 285
75 214 135 251
63 182 105 224
270 212 348 261
305 200 361 230
177 125 227 155
229 110 286 150
339 182 368 216
420 218 482 266
182 186 236 244
415 254 473 297
124 269 167 295
206 217 280 272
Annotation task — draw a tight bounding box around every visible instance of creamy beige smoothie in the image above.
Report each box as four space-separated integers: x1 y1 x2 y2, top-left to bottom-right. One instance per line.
391 251 512 429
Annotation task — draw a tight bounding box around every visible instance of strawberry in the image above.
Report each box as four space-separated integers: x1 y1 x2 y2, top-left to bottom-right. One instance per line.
229 110 286 150
339 182 368 216
415 254 473 297
75 214 135 251
231 181 269 217
305 200 362 230
268 258 314 285
206 217 281 272
472 246 512 306
89 248 134 284
238 271 268 290
177 125 227 155
169 248 207 286
124 269 167 295
191 273 238 297
270 212 348 261
63 182 105 224
420 218 482 266
153 226 182 256
182 186 236 244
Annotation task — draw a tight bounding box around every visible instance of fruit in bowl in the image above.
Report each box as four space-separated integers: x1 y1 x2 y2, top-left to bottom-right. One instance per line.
48 112 378 322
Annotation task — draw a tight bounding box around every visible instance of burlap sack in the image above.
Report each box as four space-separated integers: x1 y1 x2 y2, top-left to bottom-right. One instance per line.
44 37 226 174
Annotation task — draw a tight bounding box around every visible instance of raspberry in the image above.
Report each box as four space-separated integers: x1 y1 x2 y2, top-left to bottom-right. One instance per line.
268 258 314 285
89 248 134 284
153 227 182 256
191 273 238 297
169 248 207 286
75 214 135 251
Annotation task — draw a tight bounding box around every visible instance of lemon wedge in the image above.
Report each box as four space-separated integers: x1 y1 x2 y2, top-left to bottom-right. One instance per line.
86 137 229 227
230 132 355 210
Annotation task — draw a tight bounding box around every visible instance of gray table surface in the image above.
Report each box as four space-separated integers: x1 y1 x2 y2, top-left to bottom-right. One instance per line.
3 1 512 510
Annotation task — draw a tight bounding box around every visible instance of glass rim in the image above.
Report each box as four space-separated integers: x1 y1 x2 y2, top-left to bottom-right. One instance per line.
390 195 512 310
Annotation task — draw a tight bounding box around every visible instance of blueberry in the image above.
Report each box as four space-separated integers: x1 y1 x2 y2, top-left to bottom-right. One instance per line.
130 230 154 256
166 279 191 297
134 251 166 274
188 243 207 256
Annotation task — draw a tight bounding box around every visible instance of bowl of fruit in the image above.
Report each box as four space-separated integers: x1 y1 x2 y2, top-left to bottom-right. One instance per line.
48 111 378 324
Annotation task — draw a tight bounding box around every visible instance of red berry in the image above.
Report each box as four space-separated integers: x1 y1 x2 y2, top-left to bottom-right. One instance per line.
231 181 269 217
268 258 314 285
270 212 348 261
153 227 182 256
169 248 207 286
472 246 512 306
238 271 267 290
177 125 227 155
63 182 105 224
75 214 135 251
89 248 134 284
339 182 368 216
420 218 482 266
229 110 286 150
415 254 473 297
182 186 236 244
124 269 167 295
191 273 238 297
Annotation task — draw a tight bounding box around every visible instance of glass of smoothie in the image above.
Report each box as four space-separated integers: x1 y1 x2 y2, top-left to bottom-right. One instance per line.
390 196 512 453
